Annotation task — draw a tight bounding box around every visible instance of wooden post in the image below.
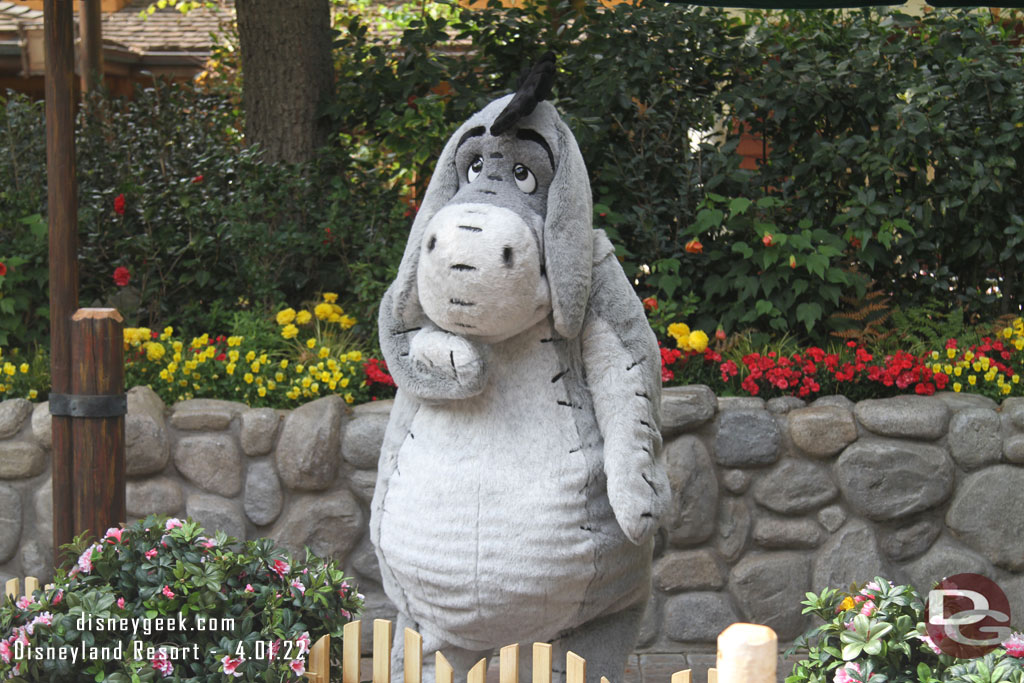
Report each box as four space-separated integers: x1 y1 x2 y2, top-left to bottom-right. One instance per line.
715 623 777 683
79 0 104 94
44 0 80 565
69 308 126 541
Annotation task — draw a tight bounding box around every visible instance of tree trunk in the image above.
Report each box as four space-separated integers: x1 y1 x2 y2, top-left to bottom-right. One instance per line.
235 0 333 164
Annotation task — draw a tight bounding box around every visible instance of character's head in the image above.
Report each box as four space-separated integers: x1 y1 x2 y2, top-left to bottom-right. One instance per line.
391 56 594 343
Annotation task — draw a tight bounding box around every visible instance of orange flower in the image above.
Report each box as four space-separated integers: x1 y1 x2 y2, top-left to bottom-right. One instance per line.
762 234 774 247
643 297 658 311
685 239 703 254
789 255 797 269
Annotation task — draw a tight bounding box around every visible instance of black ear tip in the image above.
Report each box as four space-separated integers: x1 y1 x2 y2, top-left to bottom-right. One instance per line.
490 51 558 136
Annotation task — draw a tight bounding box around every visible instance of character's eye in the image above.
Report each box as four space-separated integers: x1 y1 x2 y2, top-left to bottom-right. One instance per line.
467 156 484 183
513 164 537 194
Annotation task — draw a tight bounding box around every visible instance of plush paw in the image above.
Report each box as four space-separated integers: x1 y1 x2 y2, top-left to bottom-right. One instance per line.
408 328 487 395
607 459 670 545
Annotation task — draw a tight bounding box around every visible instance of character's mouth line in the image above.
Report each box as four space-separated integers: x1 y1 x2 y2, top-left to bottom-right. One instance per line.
458 225 483 233
451 322 477 329
450 299 476 307
450 264 477 271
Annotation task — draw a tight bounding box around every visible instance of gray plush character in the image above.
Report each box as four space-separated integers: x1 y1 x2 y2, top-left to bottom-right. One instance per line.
370 55 670 683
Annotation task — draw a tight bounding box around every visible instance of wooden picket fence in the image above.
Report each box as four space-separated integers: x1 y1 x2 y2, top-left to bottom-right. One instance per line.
5 578 776 683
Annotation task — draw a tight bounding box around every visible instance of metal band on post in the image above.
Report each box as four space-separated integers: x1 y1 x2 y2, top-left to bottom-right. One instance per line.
48 393 127 419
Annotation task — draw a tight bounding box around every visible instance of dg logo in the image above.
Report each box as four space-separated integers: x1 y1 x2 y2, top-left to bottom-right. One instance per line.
926 573 1012 658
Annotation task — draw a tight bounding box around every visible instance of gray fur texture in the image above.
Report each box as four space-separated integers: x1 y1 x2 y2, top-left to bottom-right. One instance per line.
370 93 669 683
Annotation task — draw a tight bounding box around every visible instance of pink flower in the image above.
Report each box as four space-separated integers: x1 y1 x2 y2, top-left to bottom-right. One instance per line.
151 648 173 677
51 589 63 605
0 640 11 664
1004 632 1024 658
145 548 158 559
77 545 96 574
920 633 943 655
272 559 290 579
340 608 351 619
860 600 876 617
289 658 306 676
162 585 175 599
291 579 306 595
117 597 125 609
164 518 183 531
221 655 243 677
104 527 125 543
16 596 31 610
245 584 254 592
295 631 311 655
834 662 861 683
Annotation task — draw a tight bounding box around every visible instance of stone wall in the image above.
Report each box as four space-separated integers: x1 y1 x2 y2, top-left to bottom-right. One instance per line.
1 386 1023 657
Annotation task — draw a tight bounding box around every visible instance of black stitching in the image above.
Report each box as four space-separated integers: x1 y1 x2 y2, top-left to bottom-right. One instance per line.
451 264 476 271
557 400 576 408
551 370 568 383
569 445 582 453
449 298 475 307
393 327 422 336
641 473 657 492
627 357 645 371
540 337 557 343
641 512 653 518
640 420 652 430
450 350 457 379
458 225 482 233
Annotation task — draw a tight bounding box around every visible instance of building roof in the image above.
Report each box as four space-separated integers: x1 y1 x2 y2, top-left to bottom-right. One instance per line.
102 0 229 56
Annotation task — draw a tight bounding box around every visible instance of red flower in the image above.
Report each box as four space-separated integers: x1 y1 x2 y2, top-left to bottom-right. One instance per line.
364 358 397 388
762 234 774 247
192 174 204 183
113 267 131 287
113 193 126 215
685 239 703 254
0 262 6 277
643 297 658 311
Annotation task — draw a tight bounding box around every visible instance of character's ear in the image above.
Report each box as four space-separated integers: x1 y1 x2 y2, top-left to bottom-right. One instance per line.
544 116 594 339
391 125 463 327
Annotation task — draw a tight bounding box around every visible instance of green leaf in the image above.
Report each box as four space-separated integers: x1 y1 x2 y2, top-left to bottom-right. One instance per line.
729 197 752 215
732 242 754 260
755 299 774 316
796 302 823 332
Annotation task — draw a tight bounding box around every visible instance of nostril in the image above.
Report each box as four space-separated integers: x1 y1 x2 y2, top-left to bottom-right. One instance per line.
451 264 476 272
502 246 514 268
427 235 437 252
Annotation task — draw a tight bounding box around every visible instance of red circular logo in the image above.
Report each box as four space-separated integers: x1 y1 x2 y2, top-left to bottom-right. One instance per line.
925 573 1012 659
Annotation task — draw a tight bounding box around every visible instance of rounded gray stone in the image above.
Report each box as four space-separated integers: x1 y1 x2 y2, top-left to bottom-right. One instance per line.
30 402 51 449
349 532 381 582
947 408 1001 470
729 552 810 640
20 538 53 584
903 537 993 593
169 398 244 431
1004 434 1024 464
239 408 281 457
0 439 46 479
0 483 23 563
946 465 1024 570
186 492 246 541
341 414 389 469
751 459 837 514
854 396 950 440
812 520 890 591
715 497 751 563
1001 397 1024 430
835 438 954 521
33 481 51 541
766 396 806 415
125 386 169 477
173 434 242 496
664 436 718 547
0 399 31 439
664 592 739 642
810 395 854 409
653 549 725 592
880 518 941 562
936 391 998 412
348 469 379 504
816 505 847 533
714 410 780 467
636 594 661 649
717 397 766 412
275 395 344 491
243 459 283 526
788 406 858 458
753 517 825 549
661 385 717 436
126 477 183 517
270 490 364 561
720 469 751 494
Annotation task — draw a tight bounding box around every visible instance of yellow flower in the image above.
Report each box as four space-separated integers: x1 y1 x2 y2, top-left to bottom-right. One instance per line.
954 366 963 377
314 303 333 320
943 364 953 375
1017 339 1024 352
340 315 357 330
946 348 956 359
320 371 331 382
953 382 962 392
688 330 709 353
3 364 14 377
296 310 312 325
318 346 330 359
28 389 37 400
227 336 243 347
327 359 338 371
146 342 166 362
281 324 299 340
160 369 170 381
226 363 236 376
244 373 254 385
251 361 261 373
276 372 285 383
301 377 312 388
192 333 209 349
0 384 5 393
323 292 339 303
258 387 267 397
296 364 305 374
267 381 276 391
968 375 977 385
964 351 975 362
328 313 342 324
306 338 317 349
311 383 320 394
173 341 183 353
340 377 350 388
667 322 690 347
161 326 174 341
280 359 289 369
1004 327 1014 339
167 362 178 374
347 350 363 363
18 363 28 374
1014 374 1021 384
344 393 354 404
276 308 297 325
1003 384 1012 395
838 596 856 612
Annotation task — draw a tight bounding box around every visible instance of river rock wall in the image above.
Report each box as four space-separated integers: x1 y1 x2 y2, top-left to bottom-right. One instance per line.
1 386 1022 653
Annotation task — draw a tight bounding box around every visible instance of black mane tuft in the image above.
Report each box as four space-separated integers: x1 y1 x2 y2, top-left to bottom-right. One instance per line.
490 51 556 137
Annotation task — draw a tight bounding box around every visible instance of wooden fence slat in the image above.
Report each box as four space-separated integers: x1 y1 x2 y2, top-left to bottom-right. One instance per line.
708 669 718 683
436 651 454 683
404 627 423 683
499 643 519 683
566 651 586 683
24 577 39 596
373 619 393 683
600 677 610 683
671 671 691 683
716 623 776 683
467 657 488 683
532 642 552 683
343 621 362 683
307 634 330 683
4 578 18 599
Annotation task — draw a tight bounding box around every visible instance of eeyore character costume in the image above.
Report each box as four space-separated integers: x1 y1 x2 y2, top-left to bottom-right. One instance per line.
370 53 670 683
